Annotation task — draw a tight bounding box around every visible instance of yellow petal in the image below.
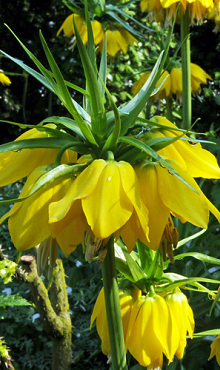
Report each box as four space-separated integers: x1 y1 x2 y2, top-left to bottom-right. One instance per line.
82 161 133 239
156 160 213 228
49 199 88 256
7 169 71 251
135 161 170 250
151 116 220 179
0 125 60 186
49 159 106 222
57 14 74 37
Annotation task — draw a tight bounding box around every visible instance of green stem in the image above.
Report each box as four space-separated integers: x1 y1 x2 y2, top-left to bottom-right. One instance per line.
165 96 173 122
101 236 128 370
180 7 191 130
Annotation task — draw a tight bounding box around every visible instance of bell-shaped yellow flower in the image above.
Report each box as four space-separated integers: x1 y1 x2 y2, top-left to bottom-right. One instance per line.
142 0 214 25
49 159 149 253
0 125 77 186
0 166 74 254
209 333 220 365
97 28 137 57
0 71 11 86
126 293 180 366
145 116 220 179
57 13 105 46
132 64 211 101
132 70 171 101
90 285 141 355
208 0 220 32
135 158 220 250
164 290 195 359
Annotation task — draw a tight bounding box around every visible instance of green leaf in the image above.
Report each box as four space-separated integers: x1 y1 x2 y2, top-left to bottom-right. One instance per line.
39 30 97 145
156 276 220 293
193 329 220 338
0 163 86 205
209 288 220 316
119 136 199 193
0 137 78 153
0 294 31 308
3 26 97 146
98 33 107 97
119 52 164 135
105 10 143 39
40 116 87 139
74 18 107 139
115 240 145 284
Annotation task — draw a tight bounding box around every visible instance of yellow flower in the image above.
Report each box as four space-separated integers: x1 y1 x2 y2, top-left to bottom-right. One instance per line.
57 14 136 56
135 158 220 250
209 0 220 32
90 285 141 355
132 70 171 100
126 291 194 367
126 293 179 366
164 290 195 359
141 0 214 25
49 159 149 253
0 166 74 255
57 14 105 46
0 71 11 86
209 334 220 365
132 63 212 101
97 28 137 57
144 116 220 179
0 125 77 186
0 159 149 256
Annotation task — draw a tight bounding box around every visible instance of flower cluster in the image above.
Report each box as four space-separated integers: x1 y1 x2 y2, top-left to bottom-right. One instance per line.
57 13 137 57
132 63 212 101
141 0 214 26
91 284 194 368
0 117 220 258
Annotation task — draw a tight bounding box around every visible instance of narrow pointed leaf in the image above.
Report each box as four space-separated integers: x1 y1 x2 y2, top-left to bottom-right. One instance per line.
74 19 107 138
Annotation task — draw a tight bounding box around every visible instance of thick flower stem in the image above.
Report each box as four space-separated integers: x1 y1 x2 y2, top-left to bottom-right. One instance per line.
180 7 191 130
101 236 128 370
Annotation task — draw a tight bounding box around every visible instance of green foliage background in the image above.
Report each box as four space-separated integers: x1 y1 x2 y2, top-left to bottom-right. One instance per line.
1 0 220 369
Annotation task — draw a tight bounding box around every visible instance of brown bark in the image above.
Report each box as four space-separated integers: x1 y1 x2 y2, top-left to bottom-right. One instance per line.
18 256 72 370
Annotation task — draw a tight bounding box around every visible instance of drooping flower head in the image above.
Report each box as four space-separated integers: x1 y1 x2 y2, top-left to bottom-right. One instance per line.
90 284 142 355
57 13 137 57
208 0 220 32
132 63 212 102
126 289 194 367
141 0 214 26
0 158 149 256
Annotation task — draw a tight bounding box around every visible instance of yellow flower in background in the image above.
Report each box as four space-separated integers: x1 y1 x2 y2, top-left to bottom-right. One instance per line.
209 334 220 365
132 63 212 101
0 125 77 187
141 0 214 25
135 158 220 250
126 291 194 367
132 70 171 100
0 71 11 86
144 116 220 179
49 159 149 253
90 285 141 355
57 13 136 56
57 13 104 46
209 0 220 32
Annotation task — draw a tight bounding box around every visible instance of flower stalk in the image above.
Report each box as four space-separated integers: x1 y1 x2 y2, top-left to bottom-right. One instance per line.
180 7 191 130
101 236 128 370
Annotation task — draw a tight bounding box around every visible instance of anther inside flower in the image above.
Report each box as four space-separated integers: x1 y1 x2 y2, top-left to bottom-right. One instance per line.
159 218 179 263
